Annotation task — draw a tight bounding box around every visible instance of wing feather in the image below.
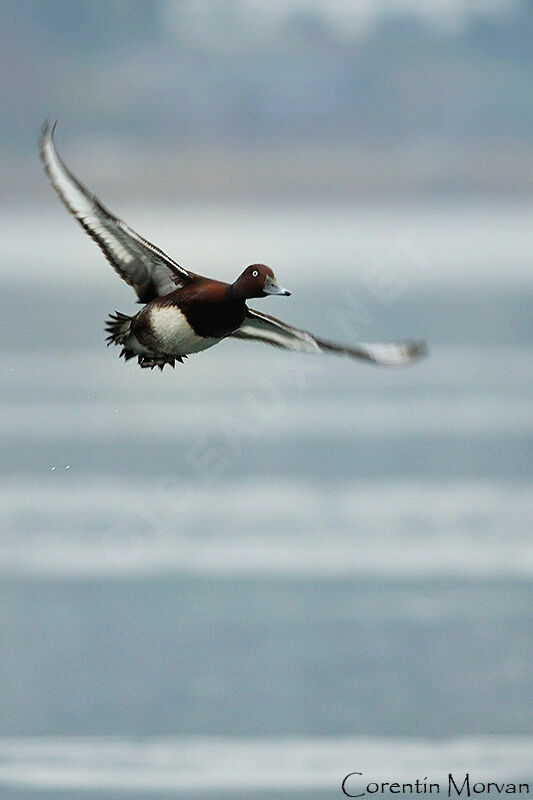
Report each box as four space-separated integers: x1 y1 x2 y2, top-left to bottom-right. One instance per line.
40 122 196 301
232 308 426 366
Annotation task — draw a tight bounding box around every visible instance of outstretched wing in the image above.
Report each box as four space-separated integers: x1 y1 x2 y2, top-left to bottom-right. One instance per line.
40 122 197 302
232 308 426 366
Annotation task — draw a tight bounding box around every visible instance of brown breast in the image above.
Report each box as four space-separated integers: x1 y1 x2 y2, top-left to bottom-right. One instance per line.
167 279 247 339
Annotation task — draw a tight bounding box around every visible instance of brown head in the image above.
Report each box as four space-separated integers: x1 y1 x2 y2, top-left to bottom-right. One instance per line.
232 264 291 300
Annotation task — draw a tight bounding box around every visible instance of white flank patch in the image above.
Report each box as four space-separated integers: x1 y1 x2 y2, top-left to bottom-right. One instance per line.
149 305 221 354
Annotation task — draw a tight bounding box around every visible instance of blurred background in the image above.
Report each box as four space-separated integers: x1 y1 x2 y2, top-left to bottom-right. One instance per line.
0 0 532 797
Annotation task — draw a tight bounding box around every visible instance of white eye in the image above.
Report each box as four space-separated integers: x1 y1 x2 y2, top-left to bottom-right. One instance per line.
252 269 259 278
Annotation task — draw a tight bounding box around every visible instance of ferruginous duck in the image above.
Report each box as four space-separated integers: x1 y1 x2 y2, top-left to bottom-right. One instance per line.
40 123 426 370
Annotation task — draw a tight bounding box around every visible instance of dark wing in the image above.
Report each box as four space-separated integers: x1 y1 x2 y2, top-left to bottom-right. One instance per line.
40 122 198 302
232 308 426 366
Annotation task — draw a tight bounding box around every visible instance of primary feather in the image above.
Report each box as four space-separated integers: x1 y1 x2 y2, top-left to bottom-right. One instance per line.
40 122 197 302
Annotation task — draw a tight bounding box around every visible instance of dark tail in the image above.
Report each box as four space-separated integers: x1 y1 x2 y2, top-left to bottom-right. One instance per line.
105 310 187 370
105 311 133 356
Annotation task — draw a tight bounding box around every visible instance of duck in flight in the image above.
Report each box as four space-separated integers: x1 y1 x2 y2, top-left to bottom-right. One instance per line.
40 123 425 370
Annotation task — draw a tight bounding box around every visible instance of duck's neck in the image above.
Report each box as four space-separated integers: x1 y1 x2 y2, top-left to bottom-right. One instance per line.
226 282 246 301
